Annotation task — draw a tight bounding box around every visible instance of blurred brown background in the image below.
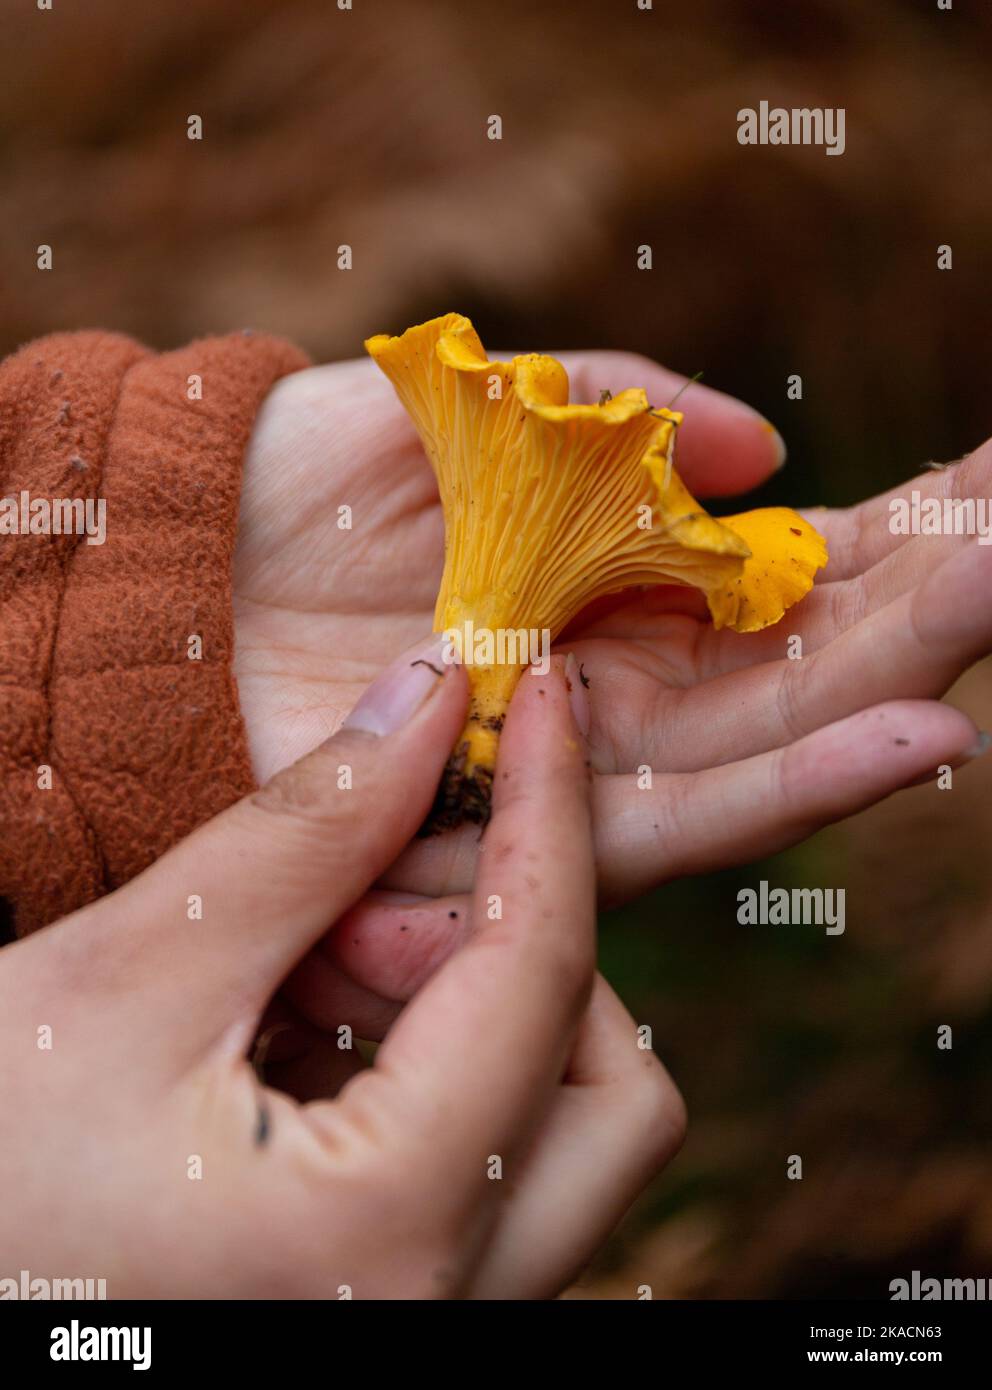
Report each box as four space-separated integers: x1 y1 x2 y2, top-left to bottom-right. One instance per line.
3 0 991 1298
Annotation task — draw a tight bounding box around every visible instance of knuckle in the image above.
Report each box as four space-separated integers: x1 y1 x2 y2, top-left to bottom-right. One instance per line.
772 740 801 814
906 578 934 654
246 736 378 837
663 771 690 834
829 572 867 635
850 498 870 573
950 448 985 500
628 1058 688 1167
770 741 820 836
774 662 809 743
250 747 338 821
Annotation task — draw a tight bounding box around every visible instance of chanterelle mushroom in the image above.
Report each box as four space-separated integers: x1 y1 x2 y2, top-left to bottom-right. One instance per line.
366 313 827 830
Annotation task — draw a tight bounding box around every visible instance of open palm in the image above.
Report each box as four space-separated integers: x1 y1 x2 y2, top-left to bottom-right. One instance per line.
234 357 443 780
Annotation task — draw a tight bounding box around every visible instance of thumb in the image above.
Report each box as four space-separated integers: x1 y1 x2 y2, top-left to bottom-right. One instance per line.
107 633 467 1028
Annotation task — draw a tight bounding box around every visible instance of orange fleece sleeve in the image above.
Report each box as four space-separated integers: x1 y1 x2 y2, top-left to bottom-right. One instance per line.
0 329 309 936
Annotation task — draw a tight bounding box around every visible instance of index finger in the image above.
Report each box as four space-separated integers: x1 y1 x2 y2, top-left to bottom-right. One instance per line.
800 437 992 581
328 655 596 1179
557 350 786 497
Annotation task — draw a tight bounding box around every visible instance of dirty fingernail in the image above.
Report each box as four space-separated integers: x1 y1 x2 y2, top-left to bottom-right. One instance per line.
342 633 452 736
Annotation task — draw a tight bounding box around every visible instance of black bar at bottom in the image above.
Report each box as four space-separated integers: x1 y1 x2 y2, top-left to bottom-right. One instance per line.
2 1298 989 1375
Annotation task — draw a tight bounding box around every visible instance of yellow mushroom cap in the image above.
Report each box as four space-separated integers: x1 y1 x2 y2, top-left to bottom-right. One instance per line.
366 313 825 634
706 508 829 632
365 313 828 826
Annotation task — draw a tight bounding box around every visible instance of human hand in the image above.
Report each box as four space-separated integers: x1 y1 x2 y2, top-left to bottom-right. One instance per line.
235 355 990 982
233 350 784 784
398 451 992 906
0 647 683 1298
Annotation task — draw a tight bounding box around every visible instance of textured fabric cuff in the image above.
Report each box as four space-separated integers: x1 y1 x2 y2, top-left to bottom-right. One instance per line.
0 329 310 935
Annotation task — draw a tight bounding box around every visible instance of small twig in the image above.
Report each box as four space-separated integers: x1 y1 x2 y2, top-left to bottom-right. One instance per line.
665 370 704 410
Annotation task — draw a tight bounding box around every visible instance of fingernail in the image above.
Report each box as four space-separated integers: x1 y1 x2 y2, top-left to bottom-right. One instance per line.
964 731 992 760
762 419 788 471
342 633 452 736
564 652 591 738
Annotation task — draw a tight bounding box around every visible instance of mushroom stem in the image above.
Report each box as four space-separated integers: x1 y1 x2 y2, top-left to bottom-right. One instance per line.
423 661 523 832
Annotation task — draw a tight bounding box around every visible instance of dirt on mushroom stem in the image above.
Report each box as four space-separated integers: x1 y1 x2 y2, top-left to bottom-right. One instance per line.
419 660 523 832
423 744 495 833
